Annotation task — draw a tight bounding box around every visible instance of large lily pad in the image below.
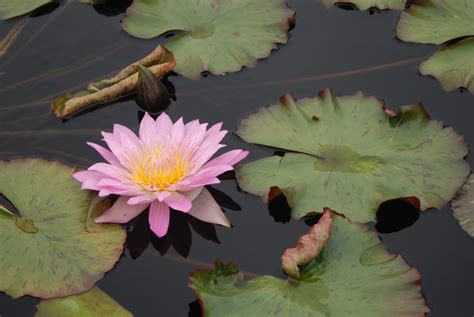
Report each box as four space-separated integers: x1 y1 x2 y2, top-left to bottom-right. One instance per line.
236 89 469 222
419 37 474 94
0 158 126 298
452 175 474 238
35 286 133 317
190 212 429 316
122 0 294 79
321 0 406 10
396 0 474 45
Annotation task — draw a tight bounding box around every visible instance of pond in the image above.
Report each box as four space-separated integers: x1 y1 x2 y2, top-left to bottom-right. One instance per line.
0 0 473 316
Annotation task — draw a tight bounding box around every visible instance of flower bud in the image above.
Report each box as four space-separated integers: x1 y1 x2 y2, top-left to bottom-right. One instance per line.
135 65 171 113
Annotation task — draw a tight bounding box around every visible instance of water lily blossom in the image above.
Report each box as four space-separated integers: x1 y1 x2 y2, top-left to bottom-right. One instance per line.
73 113 248 237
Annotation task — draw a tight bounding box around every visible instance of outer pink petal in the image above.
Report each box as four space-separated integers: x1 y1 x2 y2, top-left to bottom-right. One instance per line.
188 188 230 227
164 192 192 212
73 170 104 190
149 201 170 237
87 142 120 165
155 112 173 134
202 150 249 170
95 196 148 223
184 165 233 188
88 162 129 182
128 194 157 205
113 124 140 145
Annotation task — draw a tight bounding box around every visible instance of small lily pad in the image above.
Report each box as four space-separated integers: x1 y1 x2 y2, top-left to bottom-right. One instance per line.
396 0 474 45
0 0 101 20
236 89 469 222
321 0 406 10
0 0 52 20
452 175 474 238
190 212 429 316
419 38 474 93
0 158 126 298
122 0 294 79
35 286 133 317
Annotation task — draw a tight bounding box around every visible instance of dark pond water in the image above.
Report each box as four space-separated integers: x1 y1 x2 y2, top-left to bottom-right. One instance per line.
1 0 473 316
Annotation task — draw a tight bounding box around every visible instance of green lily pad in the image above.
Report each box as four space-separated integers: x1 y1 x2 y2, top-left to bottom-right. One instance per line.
419 38 474 94
235 89 469 222
35 286 133 317
190 213 429 316
122 0 294 79
321 0 406 10
452 175 474 238
396 0 474 45
0 158 126 298
0 0 103 20
0 0 52 20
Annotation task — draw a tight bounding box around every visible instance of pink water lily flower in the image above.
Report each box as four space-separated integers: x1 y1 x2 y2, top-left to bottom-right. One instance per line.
73 113 248 237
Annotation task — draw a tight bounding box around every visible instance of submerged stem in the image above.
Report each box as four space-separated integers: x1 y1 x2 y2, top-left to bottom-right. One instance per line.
0 17 28 59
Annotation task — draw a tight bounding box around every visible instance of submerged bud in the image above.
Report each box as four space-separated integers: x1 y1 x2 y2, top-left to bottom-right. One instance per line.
135 65 171 113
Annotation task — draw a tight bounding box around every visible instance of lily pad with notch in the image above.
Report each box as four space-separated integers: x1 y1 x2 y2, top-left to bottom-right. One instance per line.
0 158 126 299
122 0 294 79
236 89 469 223
190 210 429 316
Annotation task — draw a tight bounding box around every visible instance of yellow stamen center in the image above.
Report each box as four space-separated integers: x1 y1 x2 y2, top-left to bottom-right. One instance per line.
130 148 191 191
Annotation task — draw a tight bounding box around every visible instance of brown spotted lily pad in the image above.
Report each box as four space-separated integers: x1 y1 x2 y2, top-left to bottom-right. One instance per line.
0 0 103 20
0 158 126 298
35 286 133 317
452 175 474 238
236 89 469 222
190 211 429 316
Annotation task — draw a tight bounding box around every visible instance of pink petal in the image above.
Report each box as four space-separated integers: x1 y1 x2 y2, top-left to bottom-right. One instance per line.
139 112 158 146
73 170 104 190
95 196 148 224
87 142 120 165
183 187 204 201
88 163 130 185
202 150 249 170
164 192 192 212
171 117 185 143
113 124 140 145
154 112 173 134
128 194 157 205
188 188 230 227
149 201 170 237
154 191 172 201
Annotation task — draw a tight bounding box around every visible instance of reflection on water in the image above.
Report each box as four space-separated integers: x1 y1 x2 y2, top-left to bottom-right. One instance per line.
126 185 241 259
376 198 420 233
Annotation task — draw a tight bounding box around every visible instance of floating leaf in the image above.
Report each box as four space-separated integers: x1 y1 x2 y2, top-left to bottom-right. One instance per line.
396 0 474 45
452 175 474 238
0 158 126 298
0 0 52 20
190 212 429 316
419 38 474 94
281 209 332 279
0 0 103 20
236 89 469 222
321 0 406 10
122 0 294 79
35 286 133 317
51 45 175 119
